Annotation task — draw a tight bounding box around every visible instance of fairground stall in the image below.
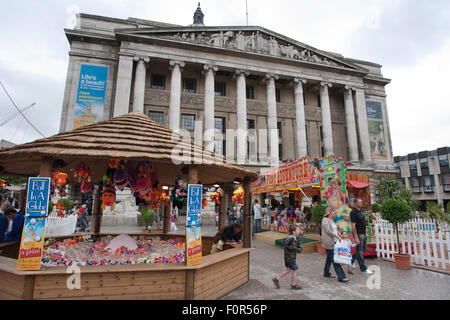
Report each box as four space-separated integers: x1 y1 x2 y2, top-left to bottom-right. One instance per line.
251 155 376 255
0 111 257 300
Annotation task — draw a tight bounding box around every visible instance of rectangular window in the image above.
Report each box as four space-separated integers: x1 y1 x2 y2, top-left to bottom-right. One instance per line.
422 176 434 193
279 143 283 160
409 176 422 193
419 157 429 170
439 154 449 167
214 81 226 96
275 88 281 103
181 114 195 132
246 85 255 99
247 119 255 129
441 173 450 192
409 159 418 177
183 78 197 93
151 74 165 90
148 111 164 125
214 117 226 155
394 161 400 169
277 122 282 139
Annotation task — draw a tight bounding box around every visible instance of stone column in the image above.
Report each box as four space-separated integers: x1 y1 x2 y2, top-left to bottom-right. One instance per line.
168 60 185 132
319 82 333 156
294 78 307 157
266 73 279 165
132 56 149 113
235 69 249 164
203 64 218 151
354 88 372 162
344 86 359 162
113 55 134 117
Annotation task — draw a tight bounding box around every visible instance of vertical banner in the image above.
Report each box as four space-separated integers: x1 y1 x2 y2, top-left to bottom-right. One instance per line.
73 64 108 129
17 177 51 271
366 101 387 160
320 158 351 232
186 184 202 266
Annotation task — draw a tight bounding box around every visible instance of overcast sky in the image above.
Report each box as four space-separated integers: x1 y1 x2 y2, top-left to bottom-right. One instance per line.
0 0 449 156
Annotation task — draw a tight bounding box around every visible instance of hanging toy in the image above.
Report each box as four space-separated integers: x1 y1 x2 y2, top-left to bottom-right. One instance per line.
202 197 208 209
101 185 116 210
51 169 68 197
72 162 93 194
55 199 67 217
113 160 128 190
0 179 9 189
232 186 244 205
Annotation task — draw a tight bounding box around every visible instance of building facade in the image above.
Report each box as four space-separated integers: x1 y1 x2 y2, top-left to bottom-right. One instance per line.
58 6 397 200
394 146 450 210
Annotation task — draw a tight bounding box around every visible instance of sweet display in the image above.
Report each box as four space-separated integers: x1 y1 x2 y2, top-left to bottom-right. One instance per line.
41 234 185 267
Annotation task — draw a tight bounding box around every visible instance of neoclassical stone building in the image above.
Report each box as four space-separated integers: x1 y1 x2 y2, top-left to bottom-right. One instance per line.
59 5 397 199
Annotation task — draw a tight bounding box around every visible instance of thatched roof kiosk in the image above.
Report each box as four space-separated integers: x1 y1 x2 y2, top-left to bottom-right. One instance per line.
0 111 257 246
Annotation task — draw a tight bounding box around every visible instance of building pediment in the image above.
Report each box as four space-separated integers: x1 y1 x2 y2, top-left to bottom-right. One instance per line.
115 26 366 72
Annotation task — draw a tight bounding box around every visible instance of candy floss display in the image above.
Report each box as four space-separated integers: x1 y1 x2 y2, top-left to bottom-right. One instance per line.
41 234 185 266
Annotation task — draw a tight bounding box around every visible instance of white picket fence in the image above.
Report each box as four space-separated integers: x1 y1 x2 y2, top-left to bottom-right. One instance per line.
374 216 450 270
45 212 78 236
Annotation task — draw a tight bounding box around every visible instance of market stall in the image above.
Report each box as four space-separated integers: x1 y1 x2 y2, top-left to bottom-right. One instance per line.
0 111 257 300
251 155 375 244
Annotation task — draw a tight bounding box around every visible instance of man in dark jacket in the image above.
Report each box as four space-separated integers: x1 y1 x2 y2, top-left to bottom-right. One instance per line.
3 209 24 243
210 223 242 253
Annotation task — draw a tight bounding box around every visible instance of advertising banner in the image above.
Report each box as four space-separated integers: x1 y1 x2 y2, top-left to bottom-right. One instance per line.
186 184 203 266
73 64 108 129
320 158 351 232
366 101 387 160
17 177 51 270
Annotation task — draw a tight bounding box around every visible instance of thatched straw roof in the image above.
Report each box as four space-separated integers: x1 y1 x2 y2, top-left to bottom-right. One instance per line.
0 111 257 185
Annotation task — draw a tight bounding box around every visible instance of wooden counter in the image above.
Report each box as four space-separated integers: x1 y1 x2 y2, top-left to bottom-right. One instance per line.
0 234 252 300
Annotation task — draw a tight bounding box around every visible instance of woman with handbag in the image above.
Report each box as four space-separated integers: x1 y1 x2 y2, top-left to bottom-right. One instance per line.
321 206 349 283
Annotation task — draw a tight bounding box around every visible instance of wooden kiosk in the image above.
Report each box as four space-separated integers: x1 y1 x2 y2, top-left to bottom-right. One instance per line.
0 111 257 300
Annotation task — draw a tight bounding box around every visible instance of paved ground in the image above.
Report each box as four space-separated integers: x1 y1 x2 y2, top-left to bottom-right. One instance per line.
221 238 450 300
90 223 450 300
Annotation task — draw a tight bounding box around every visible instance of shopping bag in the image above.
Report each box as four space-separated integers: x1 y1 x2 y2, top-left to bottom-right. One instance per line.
333 240 352 265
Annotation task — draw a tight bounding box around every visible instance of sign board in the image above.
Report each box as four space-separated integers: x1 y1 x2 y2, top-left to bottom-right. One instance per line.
366 101 387 160
73 64 108 129
17 177 51 271
186 184 202 266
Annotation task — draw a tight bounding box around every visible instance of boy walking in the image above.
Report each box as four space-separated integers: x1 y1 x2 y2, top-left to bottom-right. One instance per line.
273 224 304 290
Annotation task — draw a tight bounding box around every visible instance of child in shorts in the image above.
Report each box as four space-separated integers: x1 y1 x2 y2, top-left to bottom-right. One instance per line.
272 224 304 290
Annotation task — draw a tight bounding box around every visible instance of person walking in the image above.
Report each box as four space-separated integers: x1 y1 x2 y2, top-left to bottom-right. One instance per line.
272 224 304 290
350 198 373 274
322 206 349 282
253 199 262 233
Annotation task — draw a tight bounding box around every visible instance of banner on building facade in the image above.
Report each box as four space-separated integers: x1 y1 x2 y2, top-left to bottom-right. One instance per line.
186 184 202 266
17 177 51 271
73 64 108 129
366 101 387 160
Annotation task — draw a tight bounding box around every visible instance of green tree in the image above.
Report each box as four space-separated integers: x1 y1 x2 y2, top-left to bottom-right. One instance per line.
423 201 450 232
371 203 381 213
311 204 326 235
140 206 156 230
381 199 413 254
0 175 27 186
376 179 401 204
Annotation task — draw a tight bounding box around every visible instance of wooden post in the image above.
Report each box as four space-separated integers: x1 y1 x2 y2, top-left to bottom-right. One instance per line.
163 203 171 234
39 158 53 177
19 189 26 212
91 184 103 235
218 190 226 230
242 176 252 248
188 166 198 184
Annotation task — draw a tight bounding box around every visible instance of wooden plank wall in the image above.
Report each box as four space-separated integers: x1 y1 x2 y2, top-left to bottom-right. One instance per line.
32 270 186 300
0 270 28 299
193 252 249 300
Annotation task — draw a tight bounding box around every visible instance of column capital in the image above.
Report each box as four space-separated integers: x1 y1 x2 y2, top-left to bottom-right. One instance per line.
265 73 279 81
344 85 354 92
203 64 219 72
169 60 185 69
235 69 249 77
133 56 150 63
293 77 307 85
320 81 332 88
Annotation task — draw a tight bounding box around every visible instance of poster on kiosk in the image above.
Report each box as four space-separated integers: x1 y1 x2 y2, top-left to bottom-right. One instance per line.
186 184 202 266
16 177 51 271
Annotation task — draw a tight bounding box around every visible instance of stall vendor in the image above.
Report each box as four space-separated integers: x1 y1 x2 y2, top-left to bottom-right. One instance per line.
210 223 242 253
